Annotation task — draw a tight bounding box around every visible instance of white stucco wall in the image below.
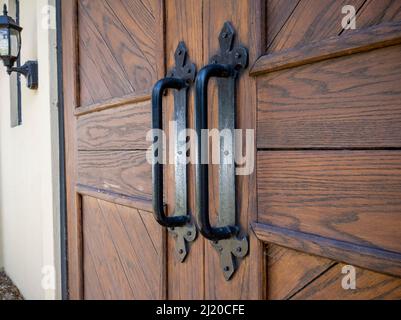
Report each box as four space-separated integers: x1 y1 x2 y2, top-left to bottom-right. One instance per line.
0 0 60 300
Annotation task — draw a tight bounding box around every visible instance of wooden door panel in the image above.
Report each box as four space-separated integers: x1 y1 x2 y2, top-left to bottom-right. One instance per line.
78 0 157 107
257 44 401 149
165 0 204 300
254 0 401 300
258 151 401 254
291 262 401 300
202 0 265 300
267 0 366 52
78 151 152 201
266 244 335 300
82 196 163 300
63 0 164 299
266 245 401 300
77 101 151 151
266 0 401 53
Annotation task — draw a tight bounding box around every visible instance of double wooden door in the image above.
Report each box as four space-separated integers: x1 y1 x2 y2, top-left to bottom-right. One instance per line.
62 0 401 300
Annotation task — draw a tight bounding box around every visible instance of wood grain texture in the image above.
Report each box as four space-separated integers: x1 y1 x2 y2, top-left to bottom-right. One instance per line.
82 196 163 299
292 263 401 300
165 0 204 300
266 0 301 50
77 100 151 150
252 21 401 76
266 245 335 300
257 45 401 149
254 223 401 278
78 151 151 200
257 151 401 254
62 0 83 300
76 184 154 213
78 0 157 106
347 0 401 33
203 0 265 300
267 0 366 53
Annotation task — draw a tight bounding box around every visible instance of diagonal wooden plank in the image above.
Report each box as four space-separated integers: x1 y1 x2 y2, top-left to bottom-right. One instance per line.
107 0 156 62
116 205 162 289
83 241 106 300
96 199 156 299
79 0 156 94
138 209 161 256
79 1 134 98
83 196 135 299
269 0 366 52
266 245 336 300
291 263 401 300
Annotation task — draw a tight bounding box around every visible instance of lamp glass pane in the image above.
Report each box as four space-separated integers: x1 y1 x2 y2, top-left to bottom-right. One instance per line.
0 28 9 57
10 28 19 58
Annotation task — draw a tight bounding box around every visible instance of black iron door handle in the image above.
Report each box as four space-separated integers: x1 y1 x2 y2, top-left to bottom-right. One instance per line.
151 42 197 262
194 22 249 280
195 63 239 240
152 77 188 227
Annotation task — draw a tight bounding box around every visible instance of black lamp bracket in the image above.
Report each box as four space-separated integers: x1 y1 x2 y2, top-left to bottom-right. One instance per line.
7 60 38 90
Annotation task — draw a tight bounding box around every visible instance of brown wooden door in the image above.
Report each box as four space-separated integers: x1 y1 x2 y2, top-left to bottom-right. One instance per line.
252 0 401 299
62 0 401 300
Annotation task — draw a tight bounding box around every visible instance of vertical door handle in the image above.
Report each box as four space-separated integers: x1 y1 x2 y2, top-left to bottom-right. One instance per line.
195 22 249 280
152 42 197 262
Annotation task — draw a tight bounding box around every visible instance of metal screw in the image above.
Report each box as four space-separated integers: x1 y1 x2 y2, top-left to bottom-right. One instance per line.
224 266 230 272
222 32 228 39
236 247 242 253
224 151 229 156
178 50 182 56
178 249 184 255
235 52 241 59
178 151 183 155
187 231 192 237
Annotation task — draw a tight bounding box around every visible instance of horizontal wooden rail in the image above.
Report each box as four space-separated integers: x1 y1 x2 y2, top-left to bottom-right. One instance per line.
76 184 154 213
252 222 401 278
74 92 151 117
250 21 401 76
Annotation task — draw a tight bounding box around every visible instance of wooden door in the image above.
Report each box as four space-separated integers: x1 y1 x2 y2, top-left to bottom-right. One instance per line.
62 0 401 300
252 0 401 299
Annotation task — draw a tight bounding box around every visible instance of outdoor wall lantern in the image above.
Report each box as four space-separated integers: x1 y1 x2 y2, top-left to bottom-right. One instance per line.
0 4 38 89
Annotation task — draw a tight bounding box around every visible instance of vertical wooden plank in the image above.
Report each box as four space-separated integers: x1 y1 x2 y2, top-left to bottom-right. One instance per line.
154 0 168 300
203 0 266 299
165 0 205 300
62 0 83 300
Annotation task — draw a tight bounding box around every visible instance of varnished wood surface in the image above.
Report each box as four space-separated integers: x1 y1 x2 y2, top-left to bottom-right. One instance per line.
292 263 401 300
266 244 335 300
164 0 204 300
82 196 163 299
254 223 401 278
63 0 162 299
77 100 151 150
78 0 157 106
257 45 401 149
78 150 152 200
267 0 366 53
252 21 401 76
202 0 265 300
266 245 401 300
257 151 401 254
76 184 154 213
62 0 83 299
